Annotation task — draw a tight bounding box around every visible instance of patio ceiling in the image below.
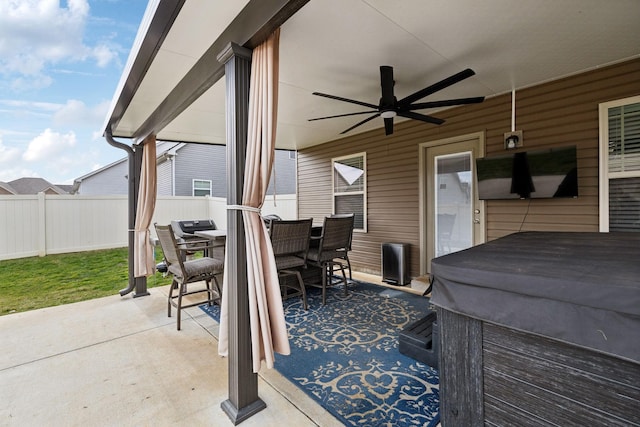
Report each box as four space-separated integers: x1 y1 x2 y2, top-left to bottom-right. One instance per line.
104 0 640 151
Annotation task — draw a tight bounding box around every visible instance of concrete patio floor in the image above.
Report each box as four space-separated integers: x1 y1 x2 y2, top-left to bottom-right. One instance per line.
0 283 344 426
0 273 431 426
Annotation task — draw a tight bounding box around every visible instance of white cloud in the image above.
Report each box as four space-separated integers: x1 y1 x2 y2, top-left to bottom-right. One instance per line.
0 98 61 119
53 99 109 126
92 43 119 68
0 135 34 181
0 166 38 182
0 0 119 89
23 128 77 162
0 136 21 164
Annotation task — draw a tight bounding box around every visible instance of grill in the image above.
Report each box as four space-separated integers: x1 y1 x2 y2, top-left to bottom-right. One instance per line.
170 219 217 241
170 219 219 259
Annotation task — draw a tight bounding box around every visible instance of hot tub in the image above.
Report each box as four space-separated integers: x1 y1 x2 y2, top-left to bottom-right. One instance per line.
430 232 640 426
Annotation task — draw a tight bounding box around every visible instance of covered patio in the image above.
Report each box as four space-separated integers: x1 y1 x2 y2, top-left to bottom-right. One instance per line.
99 0 640 425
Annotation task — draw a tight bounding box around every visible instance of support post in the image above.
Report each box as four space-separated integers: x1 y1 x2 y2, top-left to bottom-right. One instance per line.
218 42 265 424
37 192 46 257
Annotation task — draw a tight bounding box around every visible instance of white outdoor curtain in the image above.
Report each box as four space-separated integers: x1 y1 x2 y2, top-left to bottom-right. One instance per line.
219 28 289 372
133 134 157 277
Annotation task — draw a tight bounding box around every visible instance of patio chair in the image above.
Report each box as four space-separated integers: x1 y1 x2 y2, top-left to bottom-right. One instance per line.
269 218 313 310
330 213 355 280
154 224 224 330
306 214 354 305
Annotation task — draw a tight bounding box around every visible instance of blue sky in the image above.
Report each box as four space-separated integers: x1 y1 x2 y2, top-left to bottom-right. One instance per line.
0 0 148 185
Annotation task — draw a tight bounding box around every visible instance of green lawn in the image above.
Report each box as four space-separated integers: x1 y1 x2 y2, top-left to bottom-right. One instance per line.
0 248 173 316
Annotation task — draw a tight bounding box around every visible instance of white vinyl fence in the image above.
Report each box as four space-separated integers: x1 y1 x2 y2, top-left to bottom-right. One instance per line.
0 194 296 261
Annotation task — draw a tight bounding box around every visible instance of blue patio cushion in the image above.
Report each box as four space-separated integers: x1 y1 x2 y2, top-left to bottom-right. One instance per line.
168 257 223 281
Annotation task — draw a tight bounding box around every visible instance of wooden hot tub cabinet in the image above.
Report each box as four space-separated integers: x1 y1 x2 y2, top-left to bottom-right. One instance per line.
431 232 640 426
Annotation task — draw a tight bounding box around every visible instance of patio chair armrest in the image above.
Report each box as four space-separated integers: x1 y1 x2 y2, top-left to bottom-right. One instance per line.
176 239 215 253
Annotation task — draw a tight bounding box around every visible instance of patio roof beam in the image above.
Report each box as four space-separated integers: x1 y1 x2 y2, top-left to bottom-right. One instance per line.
127 0 310 143
105 0 186 136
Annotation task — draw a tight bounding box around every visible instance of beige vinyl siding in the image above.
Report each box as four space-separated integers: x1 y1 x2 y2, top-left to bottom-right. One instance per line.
298 58 640 278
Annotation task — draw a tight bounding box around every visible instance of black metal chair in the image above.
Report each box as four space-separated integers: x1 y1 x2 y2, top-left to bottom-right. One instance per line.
269 218 313 310
330 213 355 280
306 215 354 305
154 224 224 330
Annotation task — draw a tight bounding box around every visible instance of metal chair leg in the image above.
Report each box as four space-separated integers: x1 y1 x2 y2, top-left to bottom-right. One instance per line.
293 270 308 310
321 262 328 305
168 279 178 317
176 283 184 331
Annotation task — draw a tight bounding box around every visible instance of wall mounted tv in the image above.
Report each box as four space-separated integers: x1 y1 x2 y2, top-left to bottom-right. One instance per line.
476 145 578 200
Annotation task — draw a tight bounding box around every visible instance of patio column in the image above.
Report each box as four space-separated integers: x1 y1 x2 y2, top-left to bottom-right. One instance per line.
218 42 266 423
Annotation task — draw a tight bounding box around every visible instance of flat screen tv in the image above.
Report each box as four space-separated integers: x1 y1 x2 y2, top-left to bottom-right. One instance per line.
476 145 578 200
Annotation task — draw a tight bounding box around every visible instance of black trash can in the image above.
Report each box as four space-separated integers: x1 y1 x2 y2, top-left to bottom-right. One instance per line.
381 242 410 285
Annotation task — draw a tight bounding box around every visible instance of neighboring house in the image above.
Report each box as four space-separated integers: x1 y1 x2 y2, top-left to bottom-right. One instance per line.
0 182 16 195
0 177 69 195
73 141 296 196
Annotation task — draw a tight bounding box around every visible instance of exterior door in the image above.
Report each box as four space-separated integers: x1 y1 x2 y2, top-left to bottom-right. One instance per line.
420 133 485 273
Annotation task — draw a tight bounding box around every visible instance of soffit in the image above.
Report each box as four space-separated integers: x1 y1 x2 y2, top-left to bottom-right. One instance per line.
107 0 640 150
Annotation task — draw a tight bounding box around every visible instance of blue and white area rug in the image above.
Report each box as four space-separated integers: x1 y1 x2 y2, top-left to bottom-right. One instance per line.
201 281 440 427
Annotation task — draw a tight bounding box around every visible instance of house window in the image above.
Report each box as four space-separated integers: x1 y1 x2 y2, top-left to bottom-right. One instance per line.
193 179 212 197
599 96 640 231
332 152 366 231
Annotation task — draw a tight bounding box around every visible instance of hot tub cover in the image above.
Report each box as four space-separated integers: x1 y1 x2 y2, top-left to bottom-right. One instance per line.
431 231 640 363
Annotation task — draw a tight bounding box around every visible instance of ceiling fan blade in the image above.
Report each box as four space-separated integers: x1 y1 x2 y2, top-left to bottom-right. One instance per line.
398 68 476 106
312 92 378 110
406 96 485 111
308 110 378 122
380 66 395 107
340 113 380 134
384 117 394 135
398 110 445 125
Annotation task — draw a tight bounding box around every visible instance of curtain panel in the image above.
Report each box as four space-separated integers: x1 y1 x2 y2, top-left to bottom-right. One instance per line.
133 134 157 277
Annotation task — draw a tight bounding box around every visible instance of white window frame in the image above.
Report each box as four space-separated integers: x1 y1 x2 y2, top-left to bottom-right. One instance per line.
598 95 640 231
332 152 367 232
192 179 212 197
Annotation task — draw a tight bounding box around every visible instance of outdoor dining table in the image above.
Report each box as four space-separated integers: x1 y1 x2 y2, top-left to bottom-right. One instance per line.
194 229 226 258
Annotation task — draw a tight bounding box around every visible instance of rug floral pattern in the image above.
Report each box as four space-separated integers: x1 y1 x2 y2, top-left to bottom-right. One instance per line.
202 282 440 427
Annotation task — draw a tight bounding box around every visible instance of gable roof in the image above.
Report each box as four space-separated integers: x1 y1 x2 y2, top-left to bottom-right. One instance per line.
0 181 17 195
6 177 68 195
73 141 181 184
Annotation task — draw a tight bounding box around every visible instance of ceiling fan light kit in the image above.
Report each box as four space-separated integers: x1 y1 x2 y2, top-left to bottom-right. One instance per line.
309 65 485 136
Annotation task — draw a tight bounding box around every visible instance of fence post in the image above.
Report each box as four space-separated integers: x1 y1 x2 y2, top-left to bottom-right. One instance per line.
38 192 46 257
